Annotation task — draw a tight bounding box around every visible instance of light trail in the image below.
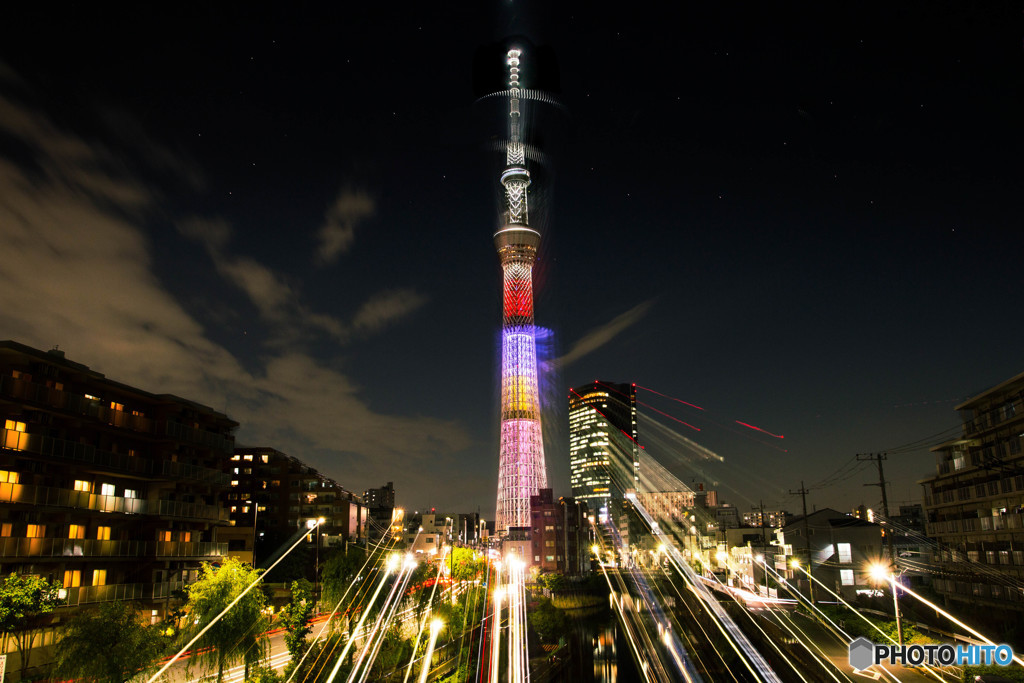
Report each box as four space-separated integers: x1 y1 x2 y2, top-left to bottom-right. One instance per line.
323 553 401 683
635 385 705 411
890 578 1024 668
630 496 785 683
348 554 419 682
638 400 702 431
287 534 399 683
490 579 503 683
733 421 784 439
403 560 446 683
418 619 445 683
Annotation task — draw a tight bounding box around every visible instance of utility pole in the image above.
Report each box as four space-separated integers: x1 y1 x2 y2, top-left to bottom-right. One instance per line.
858 453 895 564
790 481 815 604
758 500 768 549
859 452 903 646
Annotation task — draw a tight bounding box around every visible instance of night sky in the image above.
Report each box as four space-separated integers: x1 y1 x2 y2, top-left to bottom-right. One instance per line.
1 3 1021 519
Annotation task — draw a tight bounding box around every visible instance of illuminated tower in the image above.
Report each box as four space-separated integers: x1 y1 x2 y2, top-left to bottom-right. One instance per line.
495 49 547 535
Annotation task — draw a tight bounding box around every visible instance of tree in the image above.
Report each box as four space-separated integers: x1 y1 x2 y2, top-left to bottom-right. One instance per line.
450 548 484 582
527 597 568 644
279 579 314 663
320 544 366 612
185 558 269 683
0 573 62 679
52 600 166 683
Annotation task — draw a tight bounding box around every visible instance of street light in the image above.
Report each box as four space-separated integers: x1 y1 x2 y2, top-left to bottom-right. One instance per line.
869 562 903 646
755 554 767 595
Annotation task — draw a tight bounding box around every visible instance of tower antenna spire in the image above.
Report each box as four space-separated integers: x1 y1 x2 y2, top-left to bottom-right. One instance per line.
494 48 547 535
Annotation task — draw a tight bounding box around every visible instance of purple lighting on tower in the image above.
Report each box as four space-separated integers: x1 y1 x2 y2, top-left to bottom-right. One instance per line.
494 49 547 534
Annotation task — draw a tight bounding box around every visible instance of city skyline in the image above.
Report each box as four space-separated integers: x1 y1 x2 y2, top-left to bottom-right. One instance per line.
0 4 1021 518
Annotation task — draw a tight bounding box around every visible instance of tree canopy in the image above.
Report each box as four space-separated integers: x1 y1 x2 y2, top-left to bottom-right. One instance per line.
52 600 166 683
0 573 62 679
185 558 269 683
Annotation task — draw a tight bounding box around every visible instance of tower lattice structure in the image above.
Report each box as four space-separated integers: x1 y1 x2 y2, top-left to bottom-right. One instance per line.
494 49 547 535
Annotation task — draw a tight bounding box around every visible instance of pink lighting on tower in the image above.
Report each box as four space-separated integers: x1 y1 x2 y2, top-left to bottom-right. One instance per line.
494 48 547 535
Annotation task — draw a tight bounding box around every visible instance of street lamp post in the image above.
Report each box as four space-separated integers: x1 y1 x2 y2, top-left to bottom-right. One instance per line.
869 562 903 646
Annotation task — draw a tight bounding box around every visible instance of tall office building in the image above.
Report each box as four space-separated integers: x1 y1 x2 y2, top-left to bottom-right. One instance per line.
494 49 547 534
568 381 639 515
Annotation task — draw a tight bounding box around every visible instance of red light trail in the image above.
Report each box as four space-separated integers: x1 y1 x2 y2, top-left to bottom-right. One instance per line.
735 421 784 439
637 400 701 432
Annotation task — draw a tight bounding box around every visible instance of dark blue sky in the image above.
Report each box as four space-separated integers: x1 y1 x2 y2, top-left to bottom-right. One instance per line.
1 2 1020 517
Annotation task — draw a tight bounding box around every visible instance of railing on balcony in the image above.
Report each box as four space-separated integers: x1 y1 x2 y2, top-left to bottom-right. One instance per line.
164 421 233 452
1 427 228 485
63 579 189 606
0 482 228 521
0 375 154 431
0 538 227 559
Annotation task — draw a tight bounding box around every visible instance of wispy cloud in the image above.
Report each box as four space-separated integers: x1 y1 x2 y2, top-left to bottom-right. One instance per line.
352 288 429 334
551 300 655 368
315 188 374 264
0 67 469 491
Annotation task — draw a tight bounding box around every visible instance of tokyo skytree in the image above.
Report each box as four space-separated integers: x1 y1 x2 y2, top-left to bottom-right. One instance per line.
494 48 547 535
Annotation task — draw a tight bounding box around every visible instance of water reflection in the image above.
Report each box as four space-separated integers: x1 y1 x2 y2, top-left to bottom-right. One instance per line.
573 612 640 682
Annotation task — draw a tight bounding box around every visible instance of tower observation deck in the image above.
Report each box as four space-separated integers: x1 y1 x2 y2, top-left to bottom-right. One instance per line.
494 49 547 535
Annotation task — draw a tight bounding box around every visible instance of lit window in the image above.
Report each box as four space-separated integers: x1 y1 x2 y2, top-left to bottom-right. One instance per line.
243 454 253 461
124 489 137 499
127 448 136 457
231 455 241 461
110 401 124 411
0 470 19 484
3 420 26 432
233 468 239 474
261 455 269 463
0 523 11 537
84 394 100 401
840 569 855 586
92 569 106 586
68 524 85 540
96 526 111 540
836 543 852 564
27 524 45 538
63 570 81 588
231 481 239 487
158 531 171 542
230 506 237 513
100 483 115 496
73 480 91 492
181 531 191 542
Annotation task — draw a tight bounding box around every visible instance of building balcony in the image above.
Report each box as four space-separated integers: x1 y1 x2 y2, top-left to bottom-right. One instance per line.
0 375 154 432
0 538 227 559
1 427 228 485
163 421 233 452
928 510 1024 536
63 579 188 606
0 482 229 521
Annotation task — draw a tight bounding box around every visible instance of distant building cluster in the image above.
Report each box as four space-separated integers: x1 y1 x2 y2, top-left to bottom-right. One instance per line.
563 371 1024 622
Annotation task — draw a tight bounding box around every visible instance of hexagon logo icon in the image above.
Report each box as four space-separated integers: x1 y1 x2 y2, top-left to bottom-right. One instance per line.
849 637 874 671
